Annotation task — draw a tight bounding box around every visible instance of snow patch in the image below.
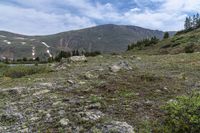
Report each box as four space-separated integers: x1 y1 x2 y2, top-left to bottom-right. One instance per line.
42 42 50 48
0 35 6 38
32 47 35 60
14 37 25 40
3 40 11 44
30 39 35 41
47 49 52 57
21 42 26 45
41 42 52 57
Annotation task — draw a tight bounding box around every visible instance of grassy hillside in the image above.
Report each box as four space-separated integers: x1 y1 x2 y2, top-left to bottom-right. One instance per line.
129 27 200 55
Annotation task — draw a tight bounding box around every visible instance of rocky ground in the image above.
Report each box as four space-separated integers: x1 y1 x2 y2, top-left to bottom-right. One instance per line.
0 53 200 132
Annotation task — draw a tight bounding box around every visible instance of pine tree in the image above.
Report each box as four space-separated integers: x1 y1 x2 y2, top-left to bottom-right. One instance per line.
196 13 200 28
192 15 197 28
127 45 131 51
184 17 190 30
163 32 169 39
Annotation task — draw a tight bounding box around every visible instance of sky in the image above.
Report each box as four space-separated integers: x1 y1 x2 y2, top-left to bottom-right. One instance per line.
0 0 200 35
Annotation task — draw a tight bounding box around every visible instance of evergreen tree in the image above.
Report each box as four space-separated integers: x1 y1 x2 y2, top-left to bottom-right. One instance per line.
163 32 169 39
23 57 27 62
184 17 191 30
75 50 80 56
196 13 200 28
127 45 131 51
35 57 40 62
192 15 197 28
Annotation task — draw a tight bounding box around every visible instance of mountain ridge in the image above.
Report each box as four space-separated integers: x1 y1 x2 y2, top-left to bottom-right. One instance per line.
0 24 174 59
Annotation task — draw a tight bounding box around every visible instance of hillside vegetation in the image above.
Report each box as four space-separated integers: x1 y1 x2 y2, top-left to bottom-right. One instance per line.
128 27 200 55
1 17 200 132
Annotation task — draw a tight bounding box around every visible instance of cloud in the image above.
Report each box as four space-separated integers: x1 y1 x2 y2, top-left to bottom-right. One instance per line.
0 0 200 35
0 3 96 35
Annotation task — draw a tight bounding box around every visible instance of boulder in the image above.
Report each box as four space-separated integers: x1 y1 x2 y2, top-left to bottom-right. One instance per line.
68 55 87 63
78 110 104 121
109 61 132 72
97 121 135 133
60 118 69 126
110 65 121 72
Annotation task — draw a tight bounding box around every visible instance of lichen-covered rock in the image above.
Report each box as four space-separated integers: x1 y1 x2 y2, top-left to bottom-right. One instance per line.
60 118 69 126
78 110 104 121
110 65 121 72
95 121 135 133
69 55 87 62
109 61 132 72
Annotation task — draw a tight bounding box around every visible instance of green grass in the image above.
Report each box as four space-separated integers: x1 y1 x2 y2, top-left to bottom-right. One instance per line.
2 65 52 78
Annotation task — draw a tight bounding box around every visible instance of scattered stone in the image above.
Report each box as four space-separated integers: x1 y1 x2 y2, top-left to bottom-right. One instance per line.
30 117 39 121
33 89 50 96
86 103 101 109
79 81 86 85
110 65 121 72
84 72 98 79
69 55 87 62
38 83 53 88
0 87 24 94
163 86 168 91
58 110 66 116
20 128 29 133
136 57 142 60
96 121 135 133
78 110 104 121
60 118 69 126
156 89 161 93
45 113 53 123
109 61 132 72
67 80 74 85
144 100 154 106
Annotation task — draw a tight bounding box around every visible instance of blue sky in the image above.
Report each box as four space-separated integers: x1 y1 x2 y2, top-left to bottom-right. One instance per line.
0 0 200 35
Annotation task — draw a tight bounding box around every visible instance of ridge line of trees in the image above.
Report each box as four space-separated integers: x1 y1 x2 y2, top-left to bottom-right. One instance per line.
184 13 200 30
127 36 159 51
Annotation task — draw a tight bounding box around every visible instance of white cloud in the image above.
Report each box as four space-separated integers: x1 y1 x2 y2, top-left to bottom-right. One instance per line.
0 0 200 34
0 4 95 35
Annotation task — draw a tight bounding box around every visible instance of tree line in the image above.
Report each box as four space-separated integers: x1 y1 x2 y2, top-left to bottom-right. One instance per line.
127 36 159 51
54 50 101 62
184 13 200 30
0 50 101 64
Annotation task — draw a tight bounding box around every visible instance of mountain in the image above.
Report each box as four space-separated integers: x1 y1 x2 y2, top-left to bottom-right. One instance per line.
0 24 167 59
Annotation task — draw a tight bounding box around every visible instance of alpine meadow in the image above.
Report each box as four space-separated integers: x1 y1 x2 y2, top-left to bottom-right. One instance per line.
0 0 200 133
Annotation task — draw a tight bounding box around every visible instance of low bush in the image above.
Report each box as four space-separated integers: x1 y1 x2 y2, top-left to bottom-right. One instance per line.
158 92 200 133
3 65 51 78
185 44 194 53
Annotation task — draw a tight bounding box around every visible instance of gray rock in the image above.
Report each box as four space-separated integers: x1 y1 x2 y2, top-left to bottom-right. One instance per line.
60 118 69 126
110 61 132 72
69 55 87 62
58 110 66 116
110 65 121 72
98 121 135 133
86 103 101 109
67 80 74 85
78 110 104 121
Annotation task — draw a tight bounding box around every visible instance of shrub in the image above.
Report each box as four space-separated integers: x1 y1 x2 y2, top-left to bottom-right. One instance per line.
85 51 101 57
185 44 194 53
3 65 51 78
159 92 200 133
163 32 170 39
